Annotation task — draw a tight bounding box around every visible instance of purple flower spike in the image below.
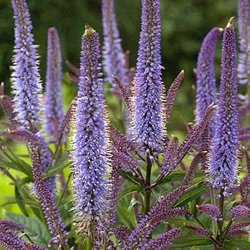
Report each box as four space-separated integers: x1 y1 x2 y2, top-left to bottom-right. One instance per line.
229 205 250 220
197 204 221 221
44 27 63 138
11 0 42 128
195 27 222 136
186 225 210 236
237 0 250 85
133 0 164 153
102 0 128 87
72 26 108 227
31 150 67 246
144 228 182 250
209 18 239 191
0 232 32 250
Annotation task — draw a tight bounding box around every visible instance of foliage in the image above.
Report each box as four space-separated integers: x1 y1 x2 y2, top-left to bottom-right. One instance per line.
0 0 249 250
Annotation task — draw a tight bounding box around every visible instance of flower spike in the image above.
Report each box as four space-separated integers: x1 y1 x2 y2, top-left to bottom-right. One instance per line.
44 27 64 138
102 0 128 89
197 204 221 221
133 0 164 153
31 149 67 246
195 27 222 136
209 18 238 191
164 70 184 123
71 25 109 234
11 0 42 127
237 0 250 85
145 228 182 250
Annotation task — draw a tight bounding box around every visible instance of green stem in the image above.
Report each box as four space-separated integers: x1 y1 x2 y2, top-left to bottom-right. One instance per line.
218 188 224 242
57 172 72 207
144 151 152 215
210 187 218 238
193 216 219 246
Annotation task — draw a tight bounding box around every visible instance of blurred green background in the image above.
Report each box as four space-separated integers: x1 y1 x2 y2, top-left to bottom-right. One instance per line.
0 0 237 131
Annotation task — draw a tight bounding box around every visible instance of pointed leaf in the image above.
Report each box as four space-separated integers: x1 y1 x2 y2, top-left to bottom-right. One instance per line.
4 211 50 246
169 235 213 248
175 183 208 207
43 152 69 177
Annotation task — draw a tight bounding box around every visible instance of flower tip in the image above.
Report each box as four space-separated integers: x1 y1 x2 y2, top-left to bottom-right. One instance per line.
48 27 57 35
84 24 96 35
226 17 234 28
208 102 217 110
0 82 4 95
180 70 185 77
218 27 223 32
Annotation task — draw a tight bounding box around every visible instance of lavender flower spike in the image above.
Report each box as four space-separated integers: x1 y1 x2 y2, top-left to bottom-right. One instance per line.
195 27 222 135
133 0 164 152
102 0 127 87
237 0 250 85
209 18 238 191
144 228 182 250
11 0 42 127
72 26 108 230
44 27 63 137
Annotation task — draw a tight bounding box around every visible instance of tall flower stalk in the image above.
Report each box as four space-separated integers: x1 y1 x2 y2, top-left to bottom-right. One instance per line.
44 27 63 138
71 25 109 243
102 0 128 88
195 27 222 137
11 0 42 128
237 0 250 86
209 18 238 193
133 0 164 153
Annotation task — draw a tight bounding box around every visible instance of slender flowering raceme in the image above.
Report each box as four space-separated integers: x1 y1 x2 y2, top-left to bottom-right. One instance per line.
197 204 221 221
209 18 238 191
11 0 42 127
195 27 222 136
237 0 250 85
102 0 127 87
31 150 67 246
0 128 55 193
0 232 48 250
133 0 164 153
229 205 250 220
44 27 63 137
144 228 182 250
72 26 108 231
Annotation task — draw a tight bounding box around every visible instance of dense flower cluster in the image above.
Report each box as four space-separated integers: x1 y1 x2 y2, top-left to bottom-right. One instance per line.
11 0 42 127
71 26 109 228
195 27 222 136
133 0 164 153
209 18 239 191
44 27 63 138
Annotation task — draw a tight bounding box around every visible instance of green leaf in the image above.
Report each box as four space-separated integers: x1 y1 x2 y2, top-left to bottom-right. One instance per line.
43 152 69 177
14 177 33 217
224 238 250 249
118 185 142 200
170 235 213 248
157 170 205 187
1 160 33 179
175 183 208 207
4 211 50 246
120 171 141 186
14 186 28 217
158 171 186 186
